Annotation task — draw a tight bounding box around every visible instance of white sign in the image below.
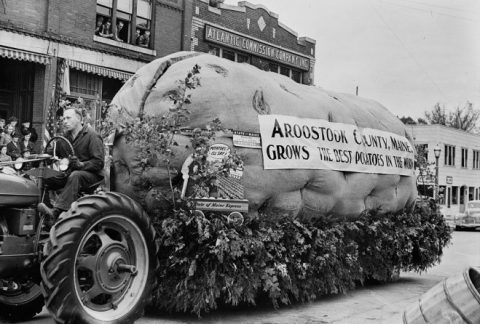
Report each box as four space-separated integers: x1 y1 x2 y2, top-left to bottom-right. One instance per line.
258 115 415 176
193 198 249 212
232 130 261 148
207 144 231 163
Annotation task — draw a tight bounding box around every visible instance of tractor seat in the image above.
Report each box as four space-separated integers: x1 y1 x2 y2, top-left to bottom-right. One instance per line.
80 179 105 195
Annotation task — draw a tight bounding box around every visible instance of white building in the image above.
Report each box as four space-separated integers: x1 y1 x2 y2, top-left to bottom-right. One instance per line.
407 124 480 217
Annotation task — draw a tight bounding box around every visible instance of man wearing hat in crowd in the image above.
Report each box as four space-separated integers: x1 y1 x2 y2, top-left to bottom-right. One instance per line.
7 132 22 160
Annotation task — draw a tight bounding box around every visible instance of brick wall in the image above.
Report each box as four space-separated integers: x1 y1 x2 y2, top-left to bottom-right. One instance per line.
155 3 184 57
190 0 315 84
0 0 188 63
192 0 314 57
0 0 48 31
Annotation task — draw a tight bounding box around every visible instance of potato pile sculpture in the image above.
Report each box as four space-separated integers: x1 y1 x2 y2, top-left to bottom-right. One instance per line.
109 51 417 220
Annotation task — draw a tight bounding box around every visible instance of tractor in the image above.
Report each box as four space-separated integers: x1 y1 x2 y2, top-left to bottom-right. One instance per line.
0 135 159 323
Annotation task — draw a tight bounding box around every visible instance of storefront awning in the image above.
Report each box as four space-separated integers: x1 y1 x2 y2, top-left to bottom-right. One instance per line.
67 59 132 81
0 46 50 65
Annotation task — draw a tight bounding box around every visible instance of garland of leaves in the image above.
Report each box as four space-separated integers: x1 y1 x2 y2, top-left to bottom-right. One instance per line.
152 203 451 316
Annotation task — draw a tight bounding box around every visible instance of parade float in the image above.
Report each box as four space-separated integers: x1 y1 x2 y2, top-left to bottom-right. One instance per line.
10 51 450 324
103 52 450 316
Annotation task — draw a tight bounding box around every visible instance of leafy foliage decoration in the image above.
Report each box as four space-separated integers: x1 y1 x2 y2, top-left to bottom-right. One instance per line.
152 203 451 317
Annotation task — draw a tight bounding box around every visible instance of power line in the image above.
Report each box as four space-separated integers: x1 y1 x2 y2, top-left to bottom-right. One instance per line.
377 0 480 23
398 0 479 15
369 0 448 102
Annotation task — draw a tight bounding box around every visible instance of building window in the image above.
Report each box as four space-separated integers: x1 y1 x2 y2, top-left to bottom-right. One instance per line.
268 63 279 73
447 187 451 208
439 185 446 205
96 0 152 48
209 46 220 57
69 70 102 98
460 186 466 204
222 49 235 61
280 65 290 77
135 0 152 47
237 53 250 64
444 144 455 166
461 148 468 168
473 150 480 169
291 69 302 83
452 186 458 205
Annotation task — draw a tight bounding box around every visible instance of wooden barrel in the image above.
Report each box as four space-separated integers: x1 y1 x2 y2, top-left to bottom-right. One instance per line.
403 267 480 323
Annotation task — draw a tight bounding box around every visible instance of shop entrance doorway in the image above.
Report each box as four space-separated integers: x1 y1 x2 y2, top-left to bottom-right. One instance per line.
0 58 35 123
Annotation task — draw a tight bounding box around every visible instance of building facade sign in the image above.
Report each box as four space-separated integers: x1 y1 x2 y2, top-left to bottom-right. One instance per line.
204 24 310 71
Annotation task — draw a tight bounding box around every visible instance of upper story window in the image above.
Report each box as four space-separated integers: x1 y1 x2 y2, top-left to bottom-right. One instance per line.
444 144 455 166
461 148 468 168
95 0 152 48
473 150 480 169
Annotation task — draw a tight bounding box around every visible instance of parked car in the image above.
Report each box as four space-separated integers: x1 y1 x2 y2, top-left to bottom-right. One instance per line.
455 200 480 230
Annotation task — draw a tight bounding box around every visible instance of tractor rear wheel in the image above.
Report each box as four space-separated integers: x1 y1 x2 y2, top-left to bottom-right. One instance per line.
41 192 159 324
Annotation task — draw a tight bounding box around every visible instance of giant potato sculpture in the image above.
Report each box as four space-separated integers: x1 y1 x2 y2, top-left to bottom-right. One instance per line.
109 51 417 220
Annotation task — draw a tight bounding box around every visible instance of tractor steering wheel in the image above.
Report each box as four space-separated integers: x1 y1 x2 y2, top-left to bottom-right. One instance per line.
42 136 75 171
43 135 75 159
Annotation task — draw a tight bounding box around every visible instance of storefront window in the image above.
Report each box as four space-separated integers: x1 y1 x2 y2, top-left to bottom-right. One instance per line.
209 46 220 57
69 70 102 98
291 70 301 83
268 63 278 73
447 187 451 207
439 185 446 205
222 49 235 61
460 186 466 204
237 53 250 63
280 65 290 77
452 186 458 205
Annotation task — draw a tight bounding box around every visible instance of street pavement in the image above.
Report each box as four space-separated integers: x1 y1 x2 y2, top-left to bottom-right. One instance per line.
16 230 480 324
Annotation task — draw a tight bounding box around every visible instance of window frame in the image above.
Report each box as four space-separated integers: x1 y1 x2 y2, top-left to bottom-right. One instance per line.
461 147 468 168
473 150 480 169
452 186 458 205
95 0 153 49
444 144 455 166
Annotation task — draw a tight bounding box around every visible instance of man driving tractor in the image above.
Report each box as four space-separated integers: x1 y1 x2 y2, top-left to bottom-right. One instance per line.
38 108 104 219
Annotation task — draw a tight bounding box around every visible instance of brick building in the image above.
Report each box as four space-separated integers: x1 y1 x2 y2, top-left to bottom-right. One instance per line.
0 0 191 143
191 0 316 85
0 0 316 149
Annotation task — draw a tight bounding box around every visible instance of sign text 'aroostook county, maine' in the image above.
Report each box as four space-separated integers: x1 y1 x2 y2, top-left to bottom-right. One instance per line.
258 115 415 176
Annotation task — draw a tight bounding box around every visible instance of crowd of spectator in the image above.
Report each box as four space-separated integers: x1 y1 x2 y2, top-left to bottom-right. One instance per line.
0 116 38 163
95 17 150 48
